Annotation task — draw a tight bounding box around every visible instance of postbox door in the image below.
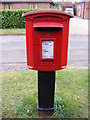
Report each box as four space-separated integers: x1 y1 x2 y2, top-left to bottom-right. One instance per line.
32 22 63 71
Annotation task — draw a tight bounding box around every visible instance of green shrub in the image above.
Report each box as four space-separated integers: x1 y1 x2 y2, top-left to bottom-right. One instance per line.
1 10 33 29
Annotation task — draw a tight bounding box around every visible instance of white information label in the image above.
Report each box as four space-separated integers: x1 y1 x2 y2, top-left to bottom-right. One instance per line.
42 40 54 59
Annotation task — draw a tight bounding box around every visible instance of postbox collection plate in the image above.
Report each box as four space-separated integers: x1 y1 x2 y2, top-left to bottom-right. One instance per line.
42 40 54 59
40 39 55 60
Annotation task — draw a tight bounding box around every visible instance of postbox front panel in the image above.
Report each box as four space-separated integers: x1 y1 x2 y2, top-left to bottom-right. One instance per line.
32 29 62 71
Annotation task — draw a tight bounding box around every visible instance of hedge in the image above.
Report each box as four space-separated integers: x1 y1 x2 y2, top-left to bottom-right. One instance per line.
1 10 33 29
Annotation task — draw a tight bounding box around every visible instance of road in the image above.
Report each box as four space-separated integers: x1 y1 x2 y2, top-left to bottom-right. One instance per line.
0 35 88 71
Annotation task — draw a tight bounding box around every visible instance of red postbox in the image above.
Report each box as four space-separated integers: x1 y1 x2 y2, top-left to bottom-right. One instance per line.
22 10 73 71
22 11 73 116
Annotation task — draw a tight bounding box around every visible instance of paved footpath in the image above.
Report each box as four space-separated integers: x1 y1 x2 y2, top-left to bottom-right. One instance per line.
0 35 88 71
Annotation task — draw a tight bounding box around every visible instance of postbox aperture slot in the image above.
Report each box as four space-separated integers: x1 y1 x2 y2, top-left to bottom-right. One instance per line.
34 27 62 31
33 22 63 31
40 39 55 60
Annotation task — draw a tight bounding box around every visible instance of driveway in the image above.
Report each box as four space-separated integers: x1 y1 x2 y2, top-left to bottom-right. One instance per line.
70 16 88 35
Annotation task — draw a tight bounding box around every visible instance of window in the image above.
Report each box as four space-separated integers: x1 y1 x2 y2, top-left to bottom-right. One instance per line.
4 3 12 10
4 3 6 10
29 3 31 9
28 3 38 9
32 3 34 9
7 4 9 10
10 4 12 10
35 3 37 9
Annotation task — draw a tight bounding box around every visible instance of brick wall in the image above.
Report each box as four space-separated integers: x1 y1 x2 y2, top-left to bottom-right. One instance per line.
89 2 90 19
1 2 51 10
13 2 28 9
84 2 88 19
76 2 90 19
81 2 84 18
76 3 82 17
1 3 4 9
38 3 50 9
0 3 2 9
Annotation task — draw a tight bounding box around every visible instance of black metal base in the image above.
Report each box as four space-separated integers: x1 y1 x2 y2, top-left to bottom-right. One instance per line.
38 110 53 118
38 71 55 111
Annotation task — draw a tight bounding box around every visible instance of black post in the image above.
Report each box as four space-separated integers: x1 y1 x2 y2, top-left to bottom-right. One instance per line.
38 71 55 118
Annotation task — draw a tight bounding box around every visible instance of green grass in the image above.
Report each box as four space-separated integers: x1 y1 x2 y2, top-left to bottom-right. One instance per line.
1 69 88 118
0 29 25 35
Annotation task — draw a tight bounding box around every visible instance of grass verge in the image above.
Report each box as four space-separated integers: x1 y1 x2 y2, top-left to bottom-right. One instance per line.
1 69 88 118
0 29 25 35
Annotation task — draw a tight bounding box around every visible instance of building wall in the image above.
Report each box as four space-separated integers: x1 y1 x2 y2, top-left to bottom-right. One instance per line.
13 2 28 9
0 3 2 9
1 2 51 10
76 3 82 17
1 3 3 9
88 2 90 19
38 3 50 9
76 2 90 19
1 3 4 10
84 2 89 19
81 2 84 18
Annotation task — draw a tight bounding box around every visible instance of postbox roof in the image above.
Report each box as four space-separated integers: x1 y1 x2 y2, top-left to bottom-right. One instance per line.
22 10 73 18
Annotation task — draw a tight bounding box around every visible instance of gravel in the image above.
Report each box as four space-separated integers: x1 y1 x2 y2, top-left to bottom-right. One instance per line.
0 63 28 72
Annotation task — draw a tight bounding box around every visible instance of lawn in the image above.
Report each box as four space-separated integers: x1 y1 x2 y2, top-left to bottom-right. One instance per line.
0 29 25 35
1 69 88 119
